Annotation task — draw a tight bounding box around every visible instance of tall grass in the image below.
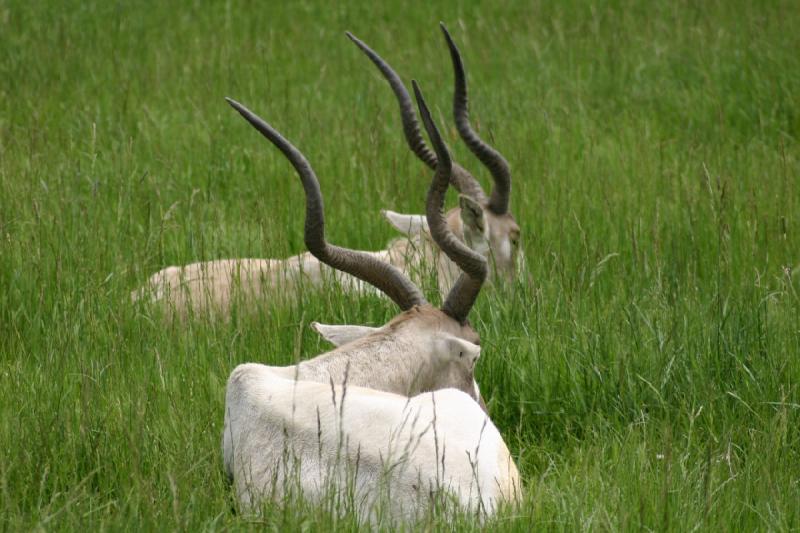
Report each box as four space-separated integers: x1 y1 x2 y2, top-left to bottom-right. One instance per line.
1 0 798 529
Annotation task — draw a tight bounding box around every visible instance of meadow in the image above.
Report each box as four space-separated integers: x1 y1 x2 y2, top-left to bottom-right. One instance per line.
1 0 799 529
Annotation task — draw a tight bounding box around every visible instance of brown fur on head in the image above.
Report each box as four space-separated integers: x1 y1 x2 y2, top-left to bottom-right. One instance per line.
310 304 485 410
446 200 522 283
386 304 479 344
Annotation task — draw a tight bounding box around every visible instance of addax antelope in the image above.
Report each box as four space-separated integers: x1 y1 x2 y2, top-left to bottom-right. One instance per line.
222 83 520 519
132 25 519 320
347 23 523 295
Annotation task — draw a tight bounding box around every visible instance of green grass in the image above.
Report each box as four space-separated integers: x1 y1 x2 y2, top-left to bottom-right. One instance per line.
2 0 799 529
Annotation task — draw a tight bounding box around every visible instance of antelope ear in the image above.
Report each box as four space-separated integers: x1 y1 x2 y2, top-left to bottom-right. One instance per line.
381 209 429 236
458 195 486 235
435 332 482 368
310 322 380 347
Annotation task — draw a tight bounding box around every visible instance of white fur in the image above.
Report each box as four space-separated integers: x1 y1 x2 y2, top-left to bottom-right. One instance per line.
132 203 521 319
311 322 484 406
223 363 520 520
437 334 482 367
220 304 521 517
283 308 481 399
498 237 512 265
131 252 380 319
381 209 429 235
310 322 380 347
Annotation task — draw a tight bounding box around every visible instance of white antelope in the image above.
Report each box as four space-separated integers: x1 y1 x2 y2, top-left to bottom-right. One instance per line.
222 83 520 520
132 25 520 320
347 24 523 290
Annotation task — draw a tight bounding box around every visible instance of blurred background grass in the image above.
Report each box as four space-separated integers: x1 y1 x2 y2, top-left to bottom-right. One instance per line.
1 0 798 529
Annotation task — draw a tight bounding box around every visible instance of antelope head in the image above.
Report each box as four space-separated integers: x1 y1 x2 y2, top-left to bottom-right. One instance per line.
225 81 488 404
347 24 522 282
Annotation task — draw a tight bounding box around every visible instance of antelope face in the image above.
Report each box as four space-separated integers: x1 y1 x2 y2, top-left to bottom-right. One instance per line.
485 209 522 282
458 195 491 257
453 198 522 284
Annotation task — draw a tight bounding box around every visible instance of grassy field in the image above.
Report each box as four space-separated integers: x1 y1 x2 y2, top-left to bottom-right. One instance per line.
2 0 799 529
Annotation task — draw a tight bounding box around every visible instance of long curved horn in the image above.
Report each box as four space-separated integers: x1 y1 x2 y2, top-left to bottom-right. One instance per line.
346 32 488 204
226 97 427 311
346 32 437 169
440 23 511 215
411 82 487 323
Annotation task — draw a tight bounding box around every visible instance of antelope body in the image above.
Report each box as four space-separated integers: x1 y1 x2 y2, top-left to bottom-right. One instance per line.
224 364 520 518
130 210 476 320
133 25 521 319
222 68 520 519
131 253 374 319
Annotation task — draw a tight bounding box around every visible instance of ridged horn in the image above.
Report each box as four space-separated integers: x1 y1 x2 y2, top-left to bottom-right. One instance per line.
226 97 427 311
346 31 488 204
440 22 511 215
411 82 487 323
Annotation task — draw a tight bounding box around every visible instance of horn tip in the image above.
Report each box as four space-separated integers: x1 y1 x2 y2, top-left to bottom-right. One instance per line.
411 80 427 114
225 97 243 111
345 31 362 46
411 81 431 124
440 22 452 40
412 82 428 110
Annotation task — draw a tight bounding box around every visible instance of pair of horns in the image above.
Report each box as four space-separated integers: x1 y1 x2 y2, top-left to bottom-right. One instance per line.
226 83 485 323
346 23 511 215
